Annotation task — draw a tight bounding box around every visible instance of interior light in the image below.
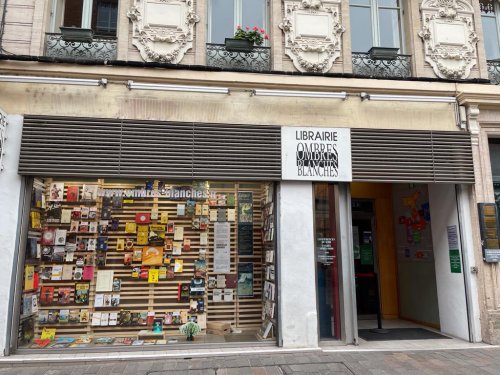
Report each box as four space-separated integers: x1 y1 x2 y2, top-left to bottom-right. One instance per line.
127 81 229 94
253 89 347 99
0 75 107 87
360 92 456 103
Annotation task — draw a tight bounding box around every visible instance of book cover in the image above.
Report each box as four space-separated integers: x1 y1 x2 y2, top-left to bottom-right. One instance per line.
47 309 59 324
98 220 109 234
51 265 63 281
69 220 79 233
89 222 98 233
24 265 34 291
96 236 108 251
160 212 168 224
81 184 98 201
112 195 122 209
89 206 97 219
179 283 190 302
41 327 56 340
112 278 121 292
100 312 109 326
224 288 234 302
31 339 51 348
38 310 48 324
124 253 132 266
108 312 118 326
59 309 69 323
183 239 191 251
190 278 205 295
49 183 64 202
94 293 104 307
213 289 222 302
172 241 182 255
116 238 125 251
75 283 89 304
41 228 56 246
176 204 186 216
80 309 89 323
101 207 112 220
82 266 94 281
52 246 65 263
79 221 89 232
167 222 175 234
71 207 81 220
111 294 120 307
194 259 207 278
62 264 73 281
95 270 114 292
73 267 83 280
146 311 155 326
174 259 183 273
142 246 163 266
225 274 237 289
91 312 101 326
57 287 72 304
132 249 142 262
164 312 173 325
46 203 62 223
135 212 151 224
96 252 106 267
69 309 80 323
66 186 79 202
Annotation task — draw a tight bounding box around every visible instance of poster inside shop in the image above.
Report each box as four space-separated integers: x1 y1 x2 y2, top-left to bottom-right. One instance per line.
237 262 254 297
214 222 231 273
238 192 253 255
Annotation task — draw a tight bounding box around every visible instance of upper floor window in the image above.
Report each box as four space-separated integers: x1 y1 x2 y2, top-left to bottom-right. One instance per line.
480 0 500 60
349 0 403 53
208 0 267 44
51 0 118 36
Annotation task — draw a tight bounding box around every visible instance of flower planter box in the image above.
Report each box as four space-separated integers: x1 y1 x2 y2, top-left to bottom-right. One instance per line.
225 38 254 53
60 27 94 43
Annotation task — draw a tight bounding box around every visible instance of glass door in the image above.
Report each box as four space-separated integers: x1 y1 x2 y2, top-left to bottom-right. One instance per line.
314 183 341 339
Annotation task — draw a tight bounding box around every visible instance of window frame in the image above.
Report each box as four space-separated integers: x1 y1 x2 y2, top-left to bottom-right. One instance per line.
49 0 118 36
480 0 500 60
207 0 269 45
349 0 405 53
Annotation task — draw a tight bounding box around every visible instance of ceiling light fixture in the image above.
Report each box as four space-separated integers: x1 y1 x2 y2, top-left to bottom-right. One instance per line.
0 75 107 87
253 89 347 99
126 81 229 94
360 92 456 103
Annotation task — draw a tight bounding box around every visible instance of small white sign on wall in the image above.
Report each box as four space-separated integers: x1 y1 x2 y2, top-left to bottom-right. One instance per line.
281 127 352 181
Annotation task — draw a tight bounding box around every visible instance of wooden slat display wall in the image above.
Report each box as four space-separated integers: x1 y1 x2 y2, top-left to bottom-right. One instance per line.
28 178 267 342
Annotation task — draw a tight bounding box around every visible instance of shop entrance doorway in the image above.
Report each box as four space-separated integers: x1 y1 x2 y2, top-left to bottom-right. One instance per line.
351 183 471 342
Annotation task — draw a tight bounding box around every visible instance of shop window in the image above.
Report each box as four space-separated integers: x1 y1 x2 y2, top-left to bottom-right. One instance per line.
349 0 403 53
208 0 268 44
17 178 277 349
52 0 118 36
314 183 341 340
480 0 500 60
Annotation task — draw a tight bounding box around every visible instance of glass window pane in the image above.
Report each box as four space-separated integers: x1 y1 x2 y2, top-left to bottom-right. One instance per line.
482 16 500 59
92 0 118 35
242 0 266 31
379 8 401 49
210 0 235 43
63 0 84 28
350 0 370 6
350 6 373 52
378 0 399 8
480 0 496 16
314 183 340 340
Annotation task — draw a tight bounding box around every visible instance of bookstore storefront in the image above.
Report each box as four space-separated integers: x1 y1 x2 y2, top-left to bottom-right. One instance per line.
12 116 280 350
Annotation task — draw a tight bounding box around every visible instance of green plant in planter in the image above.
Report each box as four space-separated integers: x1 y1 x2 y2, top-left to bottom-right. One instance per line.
180 321 201 341
234 26 269 46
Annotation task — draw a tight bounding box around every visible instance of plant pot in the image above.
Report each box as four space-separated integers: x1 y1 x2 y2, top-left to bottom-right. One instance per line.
225 38 254 53
60 27 94 43
186 335 194 341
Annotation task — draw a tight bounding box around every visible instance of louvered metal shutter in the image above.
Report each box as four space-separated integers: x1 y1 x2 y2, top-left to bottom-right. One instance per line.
19 116 281 180
351 129 474 183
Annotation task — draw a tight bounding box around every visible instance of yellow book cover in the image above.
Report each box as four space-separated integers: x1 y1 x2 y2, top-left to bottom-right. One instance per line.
174 259 183 273
116 238 125 251
137 232 148 245
125 222 137 233
137 225 149 233
24 265 34 290
160 212 169 224
148 269 159 283
41 328 56 340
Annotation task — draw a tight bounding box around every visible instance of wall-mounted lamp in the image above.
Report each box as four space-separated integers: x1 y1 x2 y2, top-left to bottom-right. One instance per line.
253 89 347 99
360 92 456 103
126 81 229 94
0 75 107 87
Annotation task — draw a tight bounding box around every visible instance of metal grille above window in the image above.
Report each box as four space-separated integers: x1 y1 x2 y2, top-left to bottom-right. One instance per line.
351 129 474 183
19 116 281 180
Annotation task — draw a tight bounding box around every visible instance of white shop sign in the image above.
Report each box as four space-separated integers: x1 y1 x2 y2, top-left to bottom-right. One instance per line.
281 127 352 181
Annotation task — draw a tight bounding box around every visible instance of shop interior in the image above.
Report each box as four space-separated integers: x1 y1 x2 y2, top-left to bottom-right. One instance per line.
17 178 277 350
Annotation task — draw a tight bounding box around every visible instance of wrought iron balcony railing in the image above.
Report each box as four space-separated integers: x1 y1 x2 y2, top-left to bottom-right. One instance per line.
44 33 117 60
352 52 412 79
206 43 271 72
488 60 500 84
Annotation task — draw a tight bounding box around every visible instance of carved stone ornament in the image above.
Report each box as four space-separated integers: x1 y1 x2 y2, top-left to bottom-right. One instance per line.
279 0 345 73
418 0 478 79
127 0 200 63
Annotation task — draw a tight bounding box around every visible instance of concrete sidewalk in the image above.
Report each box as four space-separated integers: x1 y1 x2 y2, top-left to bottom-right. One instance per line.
0 347 500 374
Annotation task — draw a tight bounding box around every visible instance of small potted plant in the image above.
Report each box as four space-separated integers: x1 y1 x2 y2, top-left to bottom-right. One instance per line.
225 26 269 52
179 321 201 341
